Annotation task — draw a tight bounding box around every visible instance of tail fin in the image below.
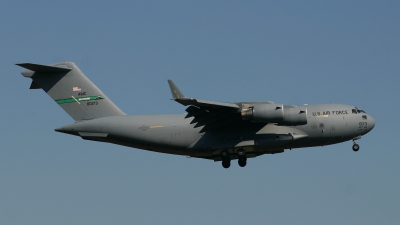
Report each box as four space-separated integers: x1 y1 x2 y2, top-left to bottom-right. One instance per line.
17 62 125 121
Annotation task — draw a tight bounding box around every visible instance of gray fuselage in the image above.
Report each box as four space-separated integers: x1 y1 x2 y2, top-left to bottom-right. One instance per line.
56 103 375 160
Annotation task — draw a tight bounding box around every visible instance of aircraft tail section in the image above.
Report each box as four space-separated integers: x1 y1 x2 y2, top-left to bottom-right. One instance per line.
17 62 125 121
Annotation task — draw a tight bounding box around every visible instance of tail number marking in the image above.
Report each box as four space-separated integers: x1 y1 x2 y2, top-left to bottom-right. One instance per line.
359 122 367 129
87 101 98 106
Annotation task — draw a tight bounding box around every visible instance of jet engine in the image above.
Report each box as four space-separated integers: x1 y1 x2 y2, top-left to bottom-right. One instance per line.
241 104 307 125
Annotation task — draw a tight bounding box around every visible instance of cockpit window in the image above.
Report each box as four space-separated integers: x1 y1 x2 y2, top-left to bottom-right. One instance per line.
362 115 367 120
352 109 357 114
355 107 366 113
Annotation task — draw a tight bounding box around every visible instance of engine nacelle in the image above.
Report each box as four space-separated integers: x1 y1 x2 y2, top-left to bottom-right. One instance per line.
241 104 307 125
241 104 284 122
281 106 308 125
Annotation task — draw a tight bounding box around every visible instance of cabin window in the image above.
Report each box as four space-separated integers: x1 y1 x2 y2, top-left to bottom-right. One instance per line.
362 115 367 120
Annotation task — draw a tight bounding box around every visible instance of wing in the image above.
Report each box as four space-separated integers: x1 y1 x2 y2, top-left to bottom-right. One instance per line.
168 80 241 132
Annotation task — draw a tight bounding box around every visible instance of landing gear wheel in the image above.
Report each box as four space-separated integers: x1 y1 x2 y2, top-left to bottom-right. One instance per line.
352 143 360 152
222 160 231 168
237 148 247 167
237 148 246 157
220 150 230 158
238 158 247 167
221 150 231 168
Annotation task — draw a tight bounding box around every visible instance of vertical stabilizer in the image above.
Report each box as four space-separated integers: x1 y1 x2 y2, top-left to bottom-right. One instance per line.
17 62 125 121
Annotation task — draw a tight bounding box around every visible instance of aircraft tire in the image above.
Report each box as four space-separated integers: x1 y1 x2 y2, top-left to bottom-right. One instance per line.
238 158 247 167
222 160 231 169
220 150 230 159
352 144 360 152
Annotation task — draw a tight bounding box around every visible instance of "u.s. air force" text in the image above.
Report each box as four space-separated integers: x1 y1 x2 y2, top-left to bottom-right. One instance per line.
312 110 348 116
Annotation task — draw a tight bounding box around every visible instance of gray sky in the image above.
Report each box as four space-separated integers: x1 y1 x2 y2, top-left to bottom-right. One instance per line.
1 1 399 224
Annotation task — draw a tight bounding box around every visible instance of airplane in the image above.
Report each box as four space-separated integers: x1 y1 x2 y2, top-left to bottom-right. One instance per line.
16 62 375 168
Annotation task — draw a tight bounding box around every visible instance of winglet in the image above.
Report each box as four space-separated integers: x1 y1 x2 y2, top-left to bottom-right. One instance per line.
168 80 186 99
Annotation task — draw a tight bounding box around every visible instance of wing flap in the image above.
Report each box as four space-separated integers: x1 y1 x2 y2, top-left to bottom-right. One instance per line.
168 79 242 132
168 80 240 109
200 113 241 132
176 98 240 109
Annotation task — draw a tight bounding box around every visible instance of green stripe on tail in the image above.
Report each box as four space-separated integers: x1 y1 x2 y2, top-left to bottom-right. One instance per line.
55 96 104 104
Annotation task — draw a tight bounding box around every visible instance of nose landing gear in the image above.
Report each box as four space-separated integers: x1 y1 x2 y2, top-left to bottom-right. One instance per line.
352 135 361 152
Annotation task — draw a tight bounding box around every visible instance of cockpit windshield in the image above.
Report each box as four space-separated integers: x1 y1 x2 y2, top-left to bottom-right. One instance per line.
352 107 366 114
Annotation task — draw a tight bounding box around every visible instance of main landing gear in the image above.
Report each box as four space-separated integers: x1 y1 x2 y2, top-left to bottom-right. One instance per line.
352 135 361 152
220 148 247 168
220 150 231 168
237 148 247 167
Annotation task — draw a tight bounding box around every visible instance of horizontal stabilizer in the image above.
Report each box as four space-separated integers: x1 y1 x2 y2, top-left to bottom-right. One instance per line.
16 63 71 73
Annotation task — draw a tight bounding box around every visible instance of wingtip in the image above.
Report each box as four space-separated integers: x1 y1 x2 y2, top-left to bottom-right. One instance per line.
167 79 185 99
15 63 29 67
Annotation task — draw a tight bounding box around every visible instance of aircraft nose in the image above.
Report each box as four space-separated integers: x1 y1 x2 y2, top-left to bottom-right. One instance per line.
369 115 375 130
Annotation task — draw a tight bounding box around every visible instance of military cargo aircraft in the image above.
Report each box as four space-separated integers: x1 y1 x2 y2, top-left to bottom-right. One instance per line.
17 62 375 168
